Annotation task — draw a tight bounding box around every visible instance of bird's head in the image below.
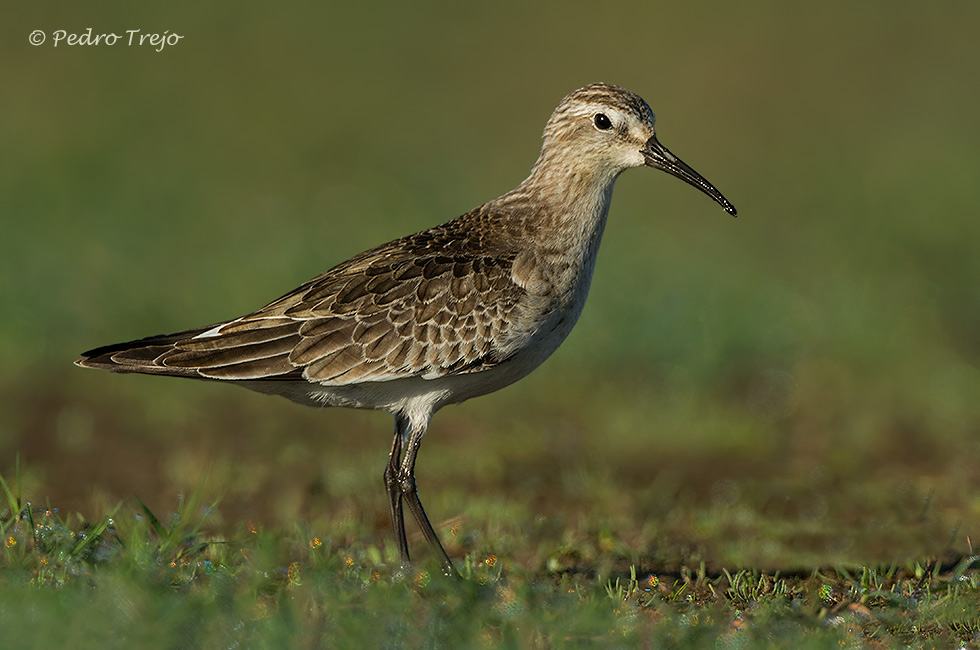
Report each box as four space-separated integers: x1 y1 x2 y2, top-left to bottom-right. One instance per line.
539 83 736 216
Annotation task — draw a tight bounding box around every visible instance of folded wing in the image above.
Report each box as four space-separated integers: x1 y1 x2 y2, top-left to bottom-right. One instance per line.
77 217 528 386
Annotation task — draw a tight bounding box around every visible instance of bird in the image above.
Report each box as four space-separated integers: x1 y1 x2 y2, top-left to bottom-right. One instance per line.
76 83 736 577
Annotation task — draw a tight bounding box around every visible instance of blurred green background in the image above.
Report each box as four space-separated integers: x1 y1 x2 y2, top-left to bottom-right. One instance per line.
1 2 978 569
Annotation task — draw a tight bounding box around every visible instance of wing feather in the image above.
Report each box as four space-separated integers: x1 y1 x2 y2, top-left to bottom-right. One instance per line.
76 205 535 386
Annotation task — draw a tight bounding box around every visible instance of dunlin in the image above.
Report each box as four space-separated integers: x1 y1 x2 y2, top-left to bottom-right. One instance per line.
77 83 736 576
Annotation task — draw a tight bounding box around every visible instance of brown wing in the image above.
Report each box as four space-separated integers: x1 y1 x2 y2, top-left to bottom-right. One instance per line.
77 211 529 385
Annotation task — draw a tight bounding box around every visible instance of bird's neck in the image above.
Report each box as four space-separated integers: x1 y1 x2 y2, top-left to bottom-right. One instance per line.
478 160 620 312
510 159 620 257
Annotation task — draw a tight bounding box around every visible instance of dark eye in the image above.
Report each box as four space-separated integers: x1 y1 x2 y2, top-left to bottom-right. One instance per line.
593 113 612 130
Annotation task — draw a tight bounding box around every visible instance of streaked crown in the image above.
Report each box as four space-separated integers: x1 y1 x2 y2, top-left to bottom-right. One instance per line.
535 83 658 176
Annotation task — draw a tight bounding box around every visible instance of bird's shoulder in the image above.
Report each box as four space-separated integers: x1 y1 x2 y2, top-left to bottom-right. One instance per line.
261 204 530 320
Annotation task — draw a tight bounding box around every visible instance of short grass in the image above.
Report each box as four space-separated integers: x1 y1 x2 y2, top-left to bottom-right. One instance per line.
3 466 980 649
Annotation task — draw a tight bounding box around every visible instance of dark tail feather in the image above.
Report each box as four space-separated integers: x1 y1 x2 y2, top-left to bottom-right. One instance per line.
75 325 216 377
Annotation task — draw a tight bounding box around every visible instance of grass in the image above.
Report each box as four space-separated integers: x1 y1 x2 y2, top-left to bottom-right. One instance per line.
3 469 980 648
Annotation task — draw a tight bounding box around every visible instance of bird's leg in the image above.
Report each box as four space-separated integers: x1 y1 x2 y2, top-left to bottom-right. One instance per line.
398 419 458 578
384 416 411 569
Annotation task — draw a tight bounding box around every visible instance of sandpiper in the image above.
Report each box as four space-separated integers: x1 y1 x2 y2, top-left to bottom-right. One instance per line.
77 83 736 577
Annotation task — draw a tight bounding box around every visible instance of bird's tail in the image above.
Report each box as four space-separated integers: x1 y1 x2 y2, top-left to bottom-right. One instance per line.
75 325 216 377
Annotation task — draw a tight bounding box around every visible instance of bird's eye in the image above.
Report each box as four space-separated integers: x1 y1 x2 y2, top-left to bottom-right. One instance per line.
593 113 612 130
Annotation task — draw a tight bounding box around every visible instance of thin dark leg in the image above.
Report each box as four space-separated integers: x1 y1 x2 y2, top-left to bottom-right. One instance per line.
383 416 410 568
398 418 457 578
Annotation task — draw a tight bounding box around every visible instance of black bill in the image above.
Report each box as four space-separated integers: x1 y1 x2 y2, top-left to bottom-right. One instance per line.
642 135 737 217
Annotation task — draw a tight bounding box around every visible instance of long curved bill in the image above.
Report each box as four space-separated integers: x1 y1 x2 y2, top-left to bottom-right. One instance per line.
642 135 737 217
